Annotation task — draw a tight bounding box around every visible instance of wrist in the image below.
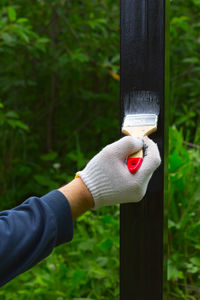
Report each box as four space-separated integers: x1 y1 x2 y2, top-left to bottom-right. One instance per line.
58 178 94 219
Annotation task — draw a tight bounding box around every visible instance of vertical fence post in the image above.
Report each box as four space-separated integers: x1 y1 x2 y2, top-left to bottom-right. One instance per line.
120 0 169 299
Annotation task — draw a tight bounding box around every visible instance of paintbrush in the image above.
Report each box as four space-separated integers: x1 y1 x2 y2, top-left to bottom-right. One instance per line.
122 90 160 174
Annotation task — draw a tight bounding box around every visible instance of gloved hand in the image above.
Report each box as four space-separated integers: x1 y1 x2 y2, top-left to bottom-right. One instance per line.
77 136 161 209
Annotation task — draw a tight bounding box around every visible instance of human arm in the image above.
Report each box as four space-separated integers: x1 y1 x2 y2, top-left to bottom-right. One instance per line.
0 178 94 287
0 136 160 287
0 190 73 287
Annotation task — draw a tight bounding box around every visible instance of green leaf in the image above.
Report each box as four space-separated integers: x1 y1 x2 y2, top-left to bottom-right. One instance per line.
12 26 30 43
17 18 28 24
98 238 113 252
168 260 184 280
185 262 199 274
192 0 200 7
88 261 108 279
8 6 17 22
183 57 199 64
1 32 16 46
96 256 108 267
168 219 180 229
71 269 87 287
34 175 57 188
190 257 200 267
6 110 19 118
34 37 50 52
71 49 89 63
169 149 183 172
17 30 29 43
78 239 95 251
40 152 58 161
6 119 29 131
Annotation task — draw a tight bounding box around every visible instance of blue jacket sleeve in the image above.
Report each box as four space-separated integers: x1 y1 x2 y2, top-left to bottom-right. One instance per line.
0 190 73 287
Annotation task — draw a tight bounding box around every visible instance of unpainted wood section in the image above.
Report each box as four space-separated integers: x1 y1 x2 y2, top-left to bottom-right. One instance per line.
129 148 143 159
122 125 157 138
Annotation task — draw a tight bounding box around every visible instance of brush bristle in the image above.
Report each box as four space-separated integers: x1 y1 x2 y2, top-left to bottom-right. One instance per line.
123 90 160 116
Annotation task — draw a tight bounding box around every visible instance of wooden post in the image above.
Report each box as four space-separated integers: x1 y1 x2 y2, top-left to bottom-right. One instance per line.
120 0 169 299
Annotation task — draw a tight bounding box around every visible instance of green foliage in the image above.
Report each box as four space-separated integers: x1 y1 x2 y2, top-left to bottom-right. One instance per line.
168 127 200 299
168 1 200 297
0 1 120 298
0 0 119 209
0 208 119 299
0 0 199 299
170 0 200 142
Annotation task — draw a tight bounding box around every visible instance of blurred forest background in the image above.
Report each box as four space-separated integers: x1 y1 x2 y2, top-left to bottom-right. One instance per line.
0 0 200 299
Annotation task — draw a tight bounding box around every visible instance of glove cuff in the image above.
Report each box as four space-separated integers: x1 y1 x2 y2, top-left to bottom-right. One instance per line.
77 167 114 210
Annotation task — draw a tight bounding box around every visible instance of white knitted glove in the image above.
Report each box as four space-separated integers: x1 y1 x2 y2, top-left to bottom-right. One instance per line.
77 136 161 209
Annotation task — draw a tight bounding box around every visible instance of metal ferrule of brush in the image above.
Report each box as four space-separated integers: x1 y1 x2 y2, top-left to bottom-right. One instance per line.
123 114 158 127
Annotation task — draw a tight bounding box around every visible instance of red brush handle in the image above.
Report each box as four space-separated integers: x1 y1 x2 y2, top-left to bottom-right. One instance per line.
127 157 143 174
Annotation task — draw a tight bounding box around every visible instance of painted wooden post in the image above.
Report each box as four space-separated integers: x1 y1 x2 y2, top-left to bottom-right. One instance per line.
120 0 169 299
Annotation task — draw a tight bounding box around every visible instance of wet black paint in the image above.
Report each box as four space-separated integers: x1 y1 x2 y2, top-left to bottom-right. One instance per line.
123 90 160 116
120 0 166 299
